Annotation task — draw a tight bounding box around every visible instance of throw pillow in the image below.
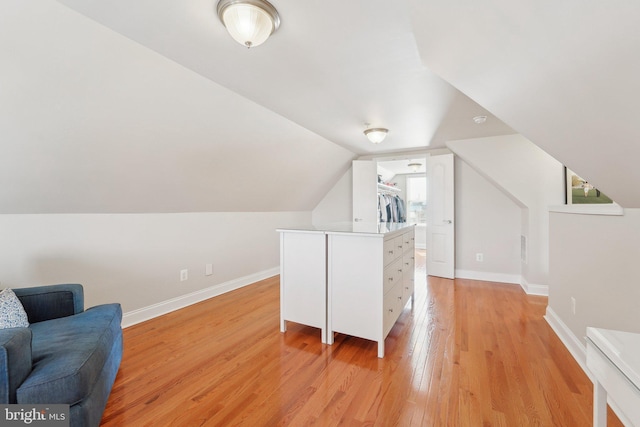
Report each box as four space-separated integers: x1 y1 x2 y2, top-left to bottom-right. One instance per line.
0 288 29 329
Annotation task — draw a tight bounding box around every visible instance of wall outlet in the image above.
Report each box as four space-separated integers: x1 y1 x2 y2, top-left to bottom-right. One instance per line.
571 297 576 315
180 269 188 282
205 263 213 276
476 253 484 262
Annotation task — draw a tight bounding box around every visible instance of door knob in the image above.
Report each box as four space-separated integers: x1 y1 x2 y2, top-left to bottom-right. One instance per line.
443 220 452 224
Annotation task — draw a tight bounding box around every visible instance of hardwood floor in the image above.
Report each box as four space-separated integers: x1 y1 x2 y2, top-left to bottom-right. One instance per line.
102 251 622 426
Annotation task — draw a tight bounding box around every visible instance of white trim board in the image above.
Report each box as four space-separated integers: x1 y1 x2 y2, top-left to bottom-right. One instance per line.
454 270 548 297
544 307 590 379
455 269 520 286
520 277 549 296
122 267 279 328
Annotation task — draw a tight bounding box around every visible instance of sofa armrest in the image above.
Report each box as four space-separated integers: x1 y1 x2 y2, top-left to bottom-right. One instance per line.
14 284 84 324
0 328 32 404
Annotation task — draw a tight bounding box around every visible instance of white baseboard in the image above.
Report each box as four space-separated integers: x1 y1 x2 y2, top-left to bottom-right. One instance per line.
415 243 426 250
544 307 590 379
454 270 549 297
455 269 520 285
520 277 549 296
122 267 279 328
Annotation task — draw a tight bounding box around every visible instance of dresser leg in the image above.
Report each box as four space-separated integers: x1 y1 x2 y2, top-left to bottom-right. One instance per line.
377 340 384 358
593 380 607 427
327 331 334 345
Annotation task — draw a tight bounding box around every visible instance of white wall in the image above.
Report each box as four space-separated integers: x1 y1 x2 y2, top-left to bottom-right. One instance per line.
447 134 564 292
548 209 640 347
312 168 353 225
0 1 355 215
0 211 310 322
455 158 521 283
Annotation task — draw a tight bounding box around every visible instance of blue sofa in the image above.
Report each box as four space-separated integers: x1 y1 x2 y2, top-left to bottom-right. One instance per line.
0 284 123 427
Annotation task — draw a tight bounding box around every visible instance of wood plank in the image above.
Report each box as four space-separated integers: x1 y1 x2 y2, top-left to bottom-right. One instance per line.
101 251 623 426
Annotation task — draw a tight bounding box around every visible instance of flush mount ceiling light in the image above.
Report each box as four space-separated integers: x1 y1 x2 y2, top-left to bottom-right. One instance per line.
364 128 388 144
408 162 422 172
217 0 281 48
472 115 487 124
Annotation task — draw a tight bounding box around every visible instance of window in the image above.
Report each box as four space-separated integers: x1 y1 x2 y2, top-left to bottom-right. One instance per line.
406 176 426 224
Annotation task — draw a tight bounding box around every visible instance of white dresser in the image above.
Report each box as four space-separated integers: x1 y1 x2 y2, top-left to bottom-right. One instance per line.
277 229 328 343
277 222 415 358
327 224 414 358
586 327 640 426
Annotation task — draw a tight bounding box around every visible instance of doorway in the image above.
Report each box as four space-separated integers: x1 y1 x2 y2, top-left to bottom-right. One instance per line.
376 157 427 249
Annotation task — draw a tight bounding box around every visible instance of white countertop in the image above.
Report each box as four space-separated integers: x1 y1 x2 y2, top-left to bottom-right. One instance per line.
276 222 414 237
587 327 640 390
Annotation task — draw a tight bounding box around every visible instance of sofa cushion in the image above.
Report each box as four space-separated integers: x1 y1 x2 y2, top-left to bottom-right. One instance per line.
0 288 29 329
16 303 122 405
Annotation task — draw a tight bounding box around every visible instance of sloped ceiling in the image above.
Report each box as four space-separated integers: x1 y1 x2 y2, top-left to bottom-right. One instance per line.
1 0 517 214
0 1 354 213
408 0 640 208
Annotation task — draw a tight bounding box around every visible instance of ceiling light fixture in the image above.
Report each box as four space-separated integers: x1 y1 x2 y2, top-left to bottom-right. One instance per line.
472 115 487 124
408 162 422 172
217 0 281 48
364 128 388 144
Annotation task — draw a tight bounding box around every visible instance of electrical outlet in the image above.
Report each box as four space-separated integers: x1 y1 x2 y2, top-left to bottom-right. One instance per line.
571 297 576 315
205 263 213 276
180 269 188 282
476 253 484 262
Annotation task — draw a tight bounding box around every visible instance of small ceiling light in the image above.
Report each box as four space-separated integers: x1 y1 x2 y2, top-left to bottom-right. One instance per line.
364 128 388 144
472 115 487 124
217 0 281 48
408 162 422 172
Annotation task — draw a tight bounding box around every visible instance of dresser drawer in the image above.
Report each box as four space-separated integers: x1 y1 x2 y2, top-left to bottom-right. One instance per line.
403 231 414 253
394 235 405 257
383 284 403 337
383 258 402 295
383 238 395 266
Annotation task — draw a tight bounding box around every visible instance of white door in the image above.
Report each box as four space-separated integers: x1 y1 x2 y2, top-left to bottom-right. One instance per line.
427 153 455 278
352 160 378 223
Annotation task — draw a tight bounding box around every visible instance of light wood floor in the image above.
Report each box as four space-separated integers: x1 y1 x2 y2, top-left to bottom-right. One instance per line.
102 251 622 426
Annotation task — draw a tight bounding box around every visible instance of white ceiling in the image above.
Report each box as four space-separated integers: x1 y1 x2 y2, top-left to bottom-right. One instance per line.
54 0 515 154
409 0 640 207
4 0 637 213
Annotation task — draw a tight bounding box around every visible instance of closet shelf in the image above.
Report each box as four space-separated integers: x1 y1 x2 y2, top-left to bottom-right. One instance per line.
378 183 401 193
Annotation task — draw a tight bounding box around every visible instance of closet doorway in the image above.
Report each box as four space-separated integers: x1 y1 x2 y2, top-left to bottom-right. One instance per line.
376 157 427 250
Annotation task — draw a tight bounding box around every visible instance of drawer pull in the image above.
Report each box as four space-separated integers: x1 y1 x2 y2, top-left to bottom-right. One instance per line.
398 269 402 273
388 250 394 254
388 277 393 282
388 308 393 313
398 296 402 301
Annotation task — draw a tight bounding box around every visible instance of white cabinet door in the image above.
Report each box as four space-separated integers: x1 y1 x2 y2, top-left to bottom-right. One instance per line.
427 153 455 279
352 160 378 223
279 231 327 342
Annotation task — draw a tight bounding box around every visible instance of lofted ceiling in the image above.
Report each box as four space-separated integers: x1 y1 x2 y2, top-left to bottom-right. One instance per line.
409 0 640 208
53 0 514 154
3 0 636 214
0 0 517 214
